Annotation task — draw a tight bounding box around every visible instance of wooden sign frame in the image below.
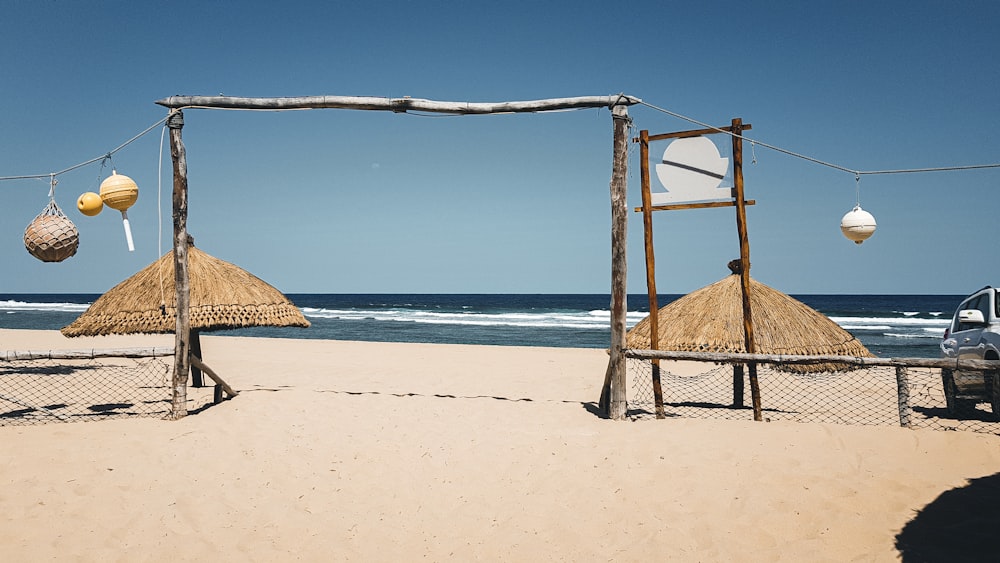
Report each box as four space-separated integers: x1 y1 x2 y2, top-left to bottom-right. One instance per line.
636 118 763 421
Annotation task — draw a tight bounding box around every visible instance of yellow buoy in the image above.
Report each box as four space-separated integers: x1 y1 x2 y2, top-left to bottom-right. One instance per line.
99 171 138 211
77 191 104 216
99 171 138 251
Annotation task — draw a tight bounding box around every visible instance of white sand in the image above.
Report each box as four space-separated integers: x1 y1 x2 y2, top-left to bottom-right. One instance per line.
1 329 998 561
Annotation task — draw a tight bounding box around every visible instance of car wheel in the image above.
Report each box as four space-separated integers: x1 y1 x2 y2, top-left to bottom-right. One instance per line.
942 369 974 417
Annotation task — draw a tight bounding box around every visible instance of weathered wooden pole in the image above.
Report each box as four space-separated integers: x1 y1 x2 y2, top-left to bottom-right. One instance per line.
731 118 763 421
600 103 631 419
638 130 665 418
190 329 203 387
895 366 912 428
167 110 191 420
732 364 745 407
155 94 640 114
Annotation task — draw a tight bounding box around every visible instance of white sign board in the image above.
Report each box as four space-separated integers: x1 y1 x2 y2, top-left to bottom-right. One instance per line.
650 136 730 205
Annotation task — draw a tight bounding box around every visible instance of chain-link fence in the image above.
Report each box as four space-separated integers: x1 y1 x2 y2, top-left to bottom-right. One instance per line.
0 349 216 426
627 354 1000 435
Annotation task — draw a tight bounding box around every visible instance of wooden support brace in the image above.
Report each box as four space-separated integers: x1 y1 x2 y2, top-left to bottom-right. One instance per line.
189 355 238 400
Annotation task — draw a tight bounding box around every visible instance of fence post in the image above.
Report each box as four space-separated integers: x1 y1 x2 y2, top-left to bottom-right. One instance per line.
600 103 630 420
167 109 191 420
895 366 912 428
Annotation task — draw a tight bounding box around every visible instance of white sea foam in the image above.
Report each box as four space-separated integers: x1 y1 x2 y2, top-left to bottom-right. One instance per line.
829 316 950 328
0 299 89 312
840 324 893 331
0 298 954 345
884 332 943 340
301 307 647 329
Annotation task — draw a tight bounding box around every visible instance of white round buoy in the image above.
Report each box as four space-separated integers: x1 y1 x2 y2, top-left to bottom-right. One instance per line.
840 205 877 245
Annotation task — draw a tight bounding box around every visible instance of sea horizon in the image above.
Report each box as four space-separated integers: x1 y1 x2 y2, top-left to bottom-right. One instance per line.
0 292 963 359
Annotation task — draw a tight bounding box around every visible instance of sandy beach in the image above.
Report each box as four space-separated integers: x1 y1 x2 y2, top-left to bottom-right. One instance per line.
1 329 998 562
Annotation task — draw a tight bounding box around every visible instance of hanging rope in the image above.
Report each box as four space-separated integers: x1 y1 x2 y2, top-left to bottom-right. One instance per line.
637 100 1000 178
0 114 170 183
3 99 998 191
157 122 168 313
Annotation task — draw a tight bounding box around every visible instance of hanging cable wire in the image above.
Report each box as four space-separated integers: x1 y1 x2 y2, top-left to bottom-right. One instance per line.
0 114 171 182
4 99 999 188
637 100 1000 177
637 100 858 173
857 164 1000 175
156 122 168 311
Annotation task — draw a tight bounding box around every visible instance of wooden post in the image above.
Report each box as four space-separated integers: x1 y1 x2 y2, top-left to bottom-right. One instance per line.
732 364 745 407
638 130 665 418
895 366 912 428
190 329 203 388
731 118 763 422
600 103 630 420
167 110 191 420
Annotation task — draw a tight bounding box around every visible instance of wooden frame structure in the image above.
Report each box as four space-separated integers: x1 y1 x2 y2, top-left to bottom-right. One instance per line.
155 94 641 420
636 118 765 421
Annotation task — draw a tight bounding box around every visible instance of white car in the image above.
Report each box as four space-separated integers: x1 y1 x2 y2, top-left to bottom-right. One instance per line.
940 286 1000 418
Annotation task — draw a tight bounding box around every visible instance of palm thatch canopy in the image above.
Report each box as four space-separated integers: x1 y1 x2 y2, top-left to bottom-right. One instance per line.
62 245 309 337
627 268 873 371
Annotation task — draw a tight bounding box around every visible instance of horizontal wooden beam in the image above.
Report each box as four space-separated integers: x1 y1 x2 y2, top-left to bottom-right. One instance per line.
637 124 753 143
625 348 1000 371
634 200 756 212
155 94 642 114
1 347 174 361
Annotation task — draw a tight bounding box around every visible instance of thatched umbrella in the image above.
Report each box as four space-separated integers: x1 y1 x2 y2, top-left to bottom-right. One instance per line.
61 242 308 395
62 244 309 337
627 262 874 373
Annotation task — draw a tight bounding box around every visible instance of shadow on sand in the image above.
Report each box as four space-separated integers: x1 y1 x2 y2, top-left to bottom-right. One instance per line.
895 472 1000 562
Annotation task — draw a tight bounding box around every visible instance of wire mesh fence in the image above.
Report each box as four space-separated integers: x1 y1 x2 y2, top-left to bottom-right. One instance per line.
627 356 1000 435
0 349 217 426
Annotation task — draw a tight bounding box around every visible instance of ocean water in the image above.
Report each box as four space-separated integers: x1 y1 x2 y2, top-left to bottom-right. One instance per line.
0 293 962 359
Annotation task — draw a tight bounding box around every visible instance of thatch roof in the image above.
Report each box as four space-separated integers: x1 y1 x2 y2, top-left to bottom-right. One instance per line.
627 266 873 371
62 245 309 337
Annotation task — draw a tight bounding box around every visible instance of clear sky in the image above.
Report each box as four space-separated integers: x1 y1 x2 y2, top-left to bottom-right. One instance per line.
2 1 997 295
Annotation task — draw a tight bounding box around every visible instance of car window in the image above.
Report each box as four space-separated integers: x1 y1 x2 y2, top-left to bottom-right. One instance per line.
995 289 1000 319
978 293 992 322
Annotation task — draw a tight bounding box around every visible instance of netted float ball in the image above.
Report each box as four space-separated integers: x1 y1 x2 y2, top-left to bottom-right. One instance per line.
77 191 104 216
99 172 138 211
24 202 80 262
840 205 877 245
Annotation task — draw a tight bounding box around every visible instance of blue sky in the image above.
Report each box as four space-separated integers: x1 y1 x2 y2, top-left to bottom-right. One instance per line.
1 1 997 295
